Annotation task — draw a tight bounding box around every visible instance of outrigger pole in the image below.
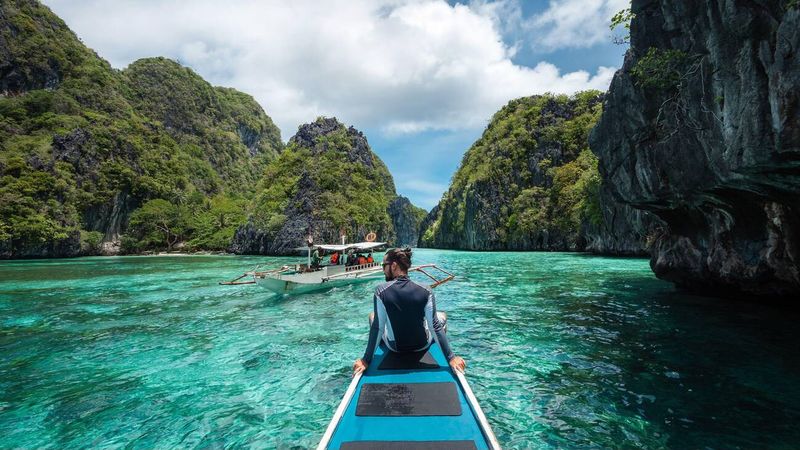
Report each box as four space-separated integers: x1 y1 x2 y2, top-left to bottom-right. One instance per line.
408 263 455 288
218 266 289 285
218 272 256 285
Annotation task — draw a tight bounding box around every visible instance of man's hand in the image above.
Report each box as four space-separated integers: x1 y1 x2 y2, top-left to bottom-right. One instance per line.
353 358 368 376
449 356 466 373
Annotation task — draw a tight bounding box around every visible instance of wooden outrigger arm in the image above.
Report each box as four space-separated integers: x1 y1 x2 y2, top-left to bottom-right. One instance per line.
408 263 455 288
219 271 257 285
218 265 289 285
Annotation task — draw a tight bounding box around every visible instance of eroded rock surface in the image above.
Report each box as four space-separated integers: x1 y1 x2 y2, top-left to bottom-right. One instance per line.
421 92 653 254
388 196 425 247
590 1 800 298
231 118 424 254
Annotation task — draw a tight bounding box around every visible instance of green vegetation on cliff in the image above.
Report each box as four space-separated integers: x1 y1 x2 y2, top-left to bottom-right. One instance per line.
123 195 248 252
121 57 281 192
421 92 603 250
0 0 281 256
233 117 398 253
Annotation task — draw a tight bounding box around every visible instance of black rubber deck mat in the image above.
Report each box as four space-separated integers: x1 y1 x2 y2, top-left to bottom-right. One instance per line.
340 441 478 450
356 382 461 416
378 350 439 370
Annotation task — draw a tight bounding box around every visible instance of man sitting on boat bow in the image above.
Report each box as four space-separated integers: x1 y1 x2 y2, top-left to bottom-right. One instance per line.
353 247 466 375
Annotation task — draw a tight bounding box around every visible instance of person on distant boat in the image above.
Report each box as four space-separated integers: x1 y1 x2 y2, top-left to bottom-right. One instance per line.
311 247 322 269
353 247 466 375
366 253 374 264
346 249 356 266
330 251 339 265
357 253 367 265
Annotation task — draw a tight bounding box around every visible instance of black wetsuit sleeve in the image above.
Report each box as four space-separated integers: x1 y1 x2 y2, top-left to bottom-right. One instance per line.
362 293 380 364
430 291 455 361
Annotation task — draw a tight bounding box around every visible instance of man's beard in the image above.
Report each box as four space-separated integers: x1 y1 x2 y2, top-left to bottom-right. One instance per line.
384 271 394 282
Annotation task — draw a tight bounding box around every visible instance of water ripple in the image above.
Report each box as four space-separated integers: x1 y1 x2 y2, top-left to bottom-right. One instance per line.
1 252 799 448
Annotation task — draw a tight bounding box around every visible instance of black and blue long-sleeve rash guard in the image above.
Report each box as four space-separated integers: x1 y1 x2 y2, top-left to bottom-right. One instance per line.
362 276 455 364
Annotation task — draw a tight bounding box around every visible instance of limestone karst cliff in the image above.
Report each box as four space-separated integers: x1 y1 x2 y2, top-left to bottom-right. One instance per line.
0 1 281 257
590 1 800 298
420 92 653 253
388 196 427 247
1 1 426 258
231 117 423 254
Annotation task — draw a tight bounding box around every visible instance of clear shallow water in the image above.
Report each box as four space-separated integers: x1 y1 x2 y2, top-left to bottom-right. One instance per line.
1 250 799 449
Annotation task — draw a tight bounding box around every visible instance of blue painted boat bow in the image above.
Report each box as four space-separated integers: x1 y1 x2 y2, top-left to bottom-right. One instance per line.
318 341 501 449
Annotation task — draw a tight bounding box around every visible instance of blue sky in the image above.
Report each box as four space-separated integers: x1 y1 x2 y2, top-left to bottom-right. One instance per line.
45 0 629 210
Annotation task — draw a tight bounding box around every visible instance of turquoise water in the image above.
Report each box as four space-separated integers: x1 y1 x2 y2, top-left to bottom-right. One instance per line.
1 250 799 449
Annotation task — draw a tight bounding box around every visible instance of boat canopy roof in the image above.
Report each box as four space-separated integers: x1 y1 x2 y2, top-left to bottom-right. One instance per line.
349 241 387 251
295 242 386 252
315 242 387 252
313 244 350 251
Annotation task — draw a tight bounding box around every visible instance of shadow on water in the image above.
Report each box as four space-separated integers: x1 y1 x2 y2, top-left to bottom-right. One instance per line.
532 280 800 449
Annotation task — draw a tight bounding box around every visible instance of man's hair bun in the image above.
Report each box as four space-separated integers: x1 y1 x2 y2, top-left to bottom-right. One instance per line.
385 247 412 271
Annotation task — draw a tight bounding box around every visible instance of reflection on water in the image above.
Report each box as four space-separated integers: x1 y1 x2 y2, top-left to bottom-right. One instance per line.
1 251 799 449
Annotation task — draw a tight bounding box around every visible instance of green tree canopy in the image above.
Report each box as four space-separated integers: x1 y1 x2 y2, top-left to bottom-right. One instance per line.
127 199 189 252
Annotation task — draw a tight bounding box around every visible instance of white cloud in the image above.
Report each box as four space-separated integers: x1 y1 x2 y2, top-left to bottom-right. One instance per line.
528 0 630 51
468 0 524 42
44 0 617 140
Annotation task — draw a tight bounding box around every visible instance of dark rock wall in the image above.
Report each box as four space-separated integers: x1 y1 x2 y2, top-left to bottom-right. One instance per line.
583 189 662 256
388 196 424 247
0 229 81 259
590 1 800 297
232 172 325 255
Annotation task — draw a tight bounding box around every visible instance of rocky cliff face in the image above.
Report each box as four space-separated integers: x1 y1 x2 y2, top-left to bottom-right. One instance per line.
0 1 282 258
232 171 326 255
231 118 422 255
0 0 88 94
387 196 426 247
583 189 661 256
420 92 652 254
590 1 799 298
122 57 282 189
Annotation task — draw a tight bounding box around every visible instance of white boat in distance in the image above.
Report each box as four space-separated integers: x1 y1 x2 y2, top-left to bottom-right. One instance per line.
256 241 386 294
220 241 454 295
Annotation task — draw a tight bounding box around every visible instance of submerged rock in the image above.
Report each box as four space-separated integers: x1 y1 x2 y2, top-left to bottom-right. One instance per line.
590 1 800 298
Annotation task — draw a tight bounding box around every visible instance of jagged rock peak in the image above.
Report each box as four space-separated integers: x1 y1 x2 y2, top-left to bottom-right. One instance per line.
289 117 376 169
